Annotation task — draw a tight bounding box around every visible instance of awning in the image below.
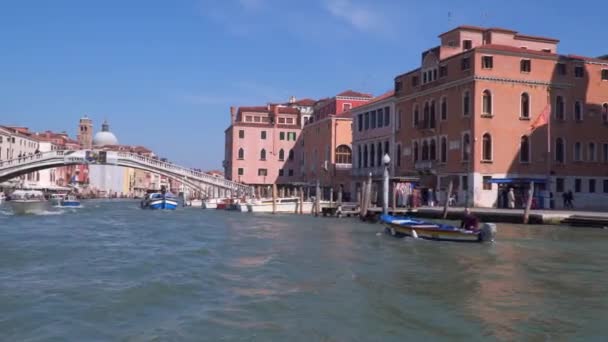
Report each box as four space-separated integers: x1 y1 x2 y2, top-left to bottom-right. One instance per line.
487 177 548 184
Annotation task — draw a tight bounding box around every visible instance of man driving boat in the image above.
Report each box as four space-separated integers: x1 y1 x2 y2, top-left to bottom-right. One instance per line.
460 208 479 231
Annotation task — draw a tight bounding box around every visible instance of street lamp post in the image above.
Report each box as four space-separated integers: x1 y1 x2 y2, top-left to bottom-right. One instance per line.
382 153 391 215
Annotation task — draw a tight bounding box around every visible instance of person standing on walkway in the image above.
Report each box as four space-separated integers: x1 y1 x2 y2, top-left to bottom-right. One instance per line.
507 188 516 209
567 190 574 209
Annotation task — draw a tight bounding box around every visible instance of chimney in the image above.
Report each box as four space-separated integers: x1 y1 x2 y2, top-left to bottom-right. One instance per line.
230 106 237 123
289 96 296 104
273 105 279 127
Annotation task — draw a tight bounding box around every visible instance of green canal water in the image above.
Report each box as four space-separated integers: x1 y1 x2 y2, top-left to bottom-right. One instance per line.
0 200 606 341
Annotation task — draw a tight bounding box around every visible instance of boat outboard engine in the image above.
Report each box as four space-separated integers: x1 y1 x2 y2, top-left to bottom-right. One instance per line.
479 223 497 242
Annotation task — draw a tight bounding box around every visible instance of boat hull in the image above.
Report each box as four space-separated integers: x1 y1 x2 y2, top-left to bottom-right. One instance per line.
8 201 50 215
142 199 178 210
247 201 314 213
381 215 496 243
60 201 82 208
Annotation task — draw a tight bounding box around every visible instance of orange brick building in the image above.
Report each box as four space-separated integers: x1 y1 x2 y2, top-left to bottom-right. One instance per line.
394 26 608 209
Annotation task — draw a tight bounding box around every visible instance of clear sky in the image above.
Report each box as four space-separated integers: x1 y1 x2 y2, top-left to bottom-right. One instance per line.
1 0 606 169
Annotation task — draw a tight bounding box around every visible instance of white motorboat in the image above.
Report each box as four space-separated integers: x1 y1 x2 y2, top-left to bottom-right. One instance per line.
50 193 67 206
7 190 49 215
186 199 203 207
202 198 227 209
247 197 321 213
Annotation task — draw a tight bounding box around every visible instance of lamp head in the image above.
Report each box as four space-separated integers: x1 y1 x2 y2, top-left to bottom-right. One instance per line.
382 153 391 166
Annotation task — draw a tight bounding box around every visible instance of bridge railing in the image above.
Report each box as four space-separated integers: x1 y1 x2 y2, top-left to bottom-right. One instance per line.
0 150 66 168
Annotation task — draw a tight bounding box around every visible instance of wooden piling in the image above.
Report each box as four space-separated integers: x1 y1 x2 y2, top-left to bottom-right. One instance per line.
315 180 321 216
272 183 277 214
523 181 534 224
442 179 453 219
299 186 304 214
329 187 334 209
337 185 343 204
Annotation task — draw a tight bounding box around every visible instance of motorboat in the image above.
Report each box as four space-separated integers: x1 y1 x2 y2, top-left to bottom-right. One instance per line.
202 198 226 209
185 199 203 207
247 197 318 213
140 187 178 210
7 190 49 215
380 214 497 243
49 193 66 206
60 195 81 208
226 198 250 212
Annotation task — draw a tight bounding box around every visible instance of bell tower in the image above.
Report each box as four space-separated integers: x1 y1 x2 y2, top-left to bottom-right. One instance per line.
78 115 93 149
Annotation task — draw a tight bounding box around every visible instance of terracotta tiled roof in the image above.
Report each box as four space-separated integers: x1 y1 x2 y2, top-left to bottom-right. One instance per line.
476 44 557 57
238 106 269 113
515 33 559 43
293 98 316 106
336 90 373 98
352 90 394 110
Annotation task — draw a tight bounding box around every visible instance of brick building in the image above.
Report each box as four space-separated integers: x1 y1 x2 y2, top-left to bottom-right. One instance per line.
393 25 608 209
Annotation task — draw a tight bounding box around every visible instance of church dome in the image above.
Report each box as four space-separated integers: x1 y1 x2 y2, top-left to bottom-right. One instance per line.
92 120 119 146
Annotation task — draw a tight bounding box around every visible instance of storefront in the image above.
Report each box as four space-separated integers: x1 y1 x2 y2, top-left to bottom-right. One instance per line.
487 177 549 209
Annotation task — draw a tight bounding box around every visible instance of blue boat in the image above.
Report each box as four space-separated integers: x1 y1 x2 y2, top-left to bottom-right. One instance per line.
380 214 497 243
140 187 178 210
60 195 82 208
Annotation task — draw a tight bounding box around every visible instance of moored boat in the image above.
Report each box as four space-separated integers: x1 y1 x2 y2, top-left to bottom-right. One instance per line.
140 187 178 210
247 197 317 213
380 214 497 243
7 190 49 215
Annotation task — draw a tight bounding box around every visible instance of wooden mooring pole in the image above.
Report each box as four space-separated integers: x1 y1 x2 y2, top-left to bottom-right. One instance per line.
442 179 453 219
523 181 534 224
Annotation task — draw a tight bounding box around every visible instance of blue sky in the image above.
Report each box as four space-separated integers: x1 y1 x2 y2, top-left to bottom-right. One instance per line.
1 0 606 169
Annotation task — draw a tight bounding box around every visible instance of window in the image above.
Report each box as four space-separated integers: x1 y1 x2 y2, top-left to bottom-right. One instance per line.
440 137 447 163
395 80 403 92
603 103 608 123
279 149 285 161
377 108 384 127
364 112 369 130
482 90 492 115
482 56 493 69
574 101 583 121
423 103 429 128
575 178 582 192
397 109 402 129
589 179 596 193
238 168 244 176
343 103 352 111
439 65 447 77
555 138 565 163
589 142 596 162
335 145 352 164
542 49 551 53
462 175 469 191
363 145 368 167
412 76 419 87
278 117 286 124
574 66 584 78
574 142 582 161
463 40 472 50
423 72 427 84
556 178 564 192
463 91 470 116
358 114 363 131
482 133 492 161
254 116 261 123
462 134 470 161
238 148 244 160
483 176 492 190
288 169 294 176
384 107 390 126
238 130 244 139
421 141 429 161
461 57 471 70
555 96 565 120
429 101 436 128
258 168 267 176
377 142 382 166
556 63 567 75
278 169 284 177
520 59 531 73
440 97 447 120
429 139 437 161
604 180 608 193
384 141 389 159
602 69 608 81
371 111 377 129
413 105 420 127
279 132 285 140
289 149 294 161
260 149 266 161
370 144 375 167
357 146 362 168
520 136 530 163
521 93 530 119
413 141 419 161
261 131 267 139
288 132 296 141
397 144 401 166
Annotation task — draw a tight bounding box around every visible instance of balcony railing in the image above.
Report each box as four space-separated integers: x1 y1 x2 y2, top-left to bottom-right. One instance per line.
335 163 352 170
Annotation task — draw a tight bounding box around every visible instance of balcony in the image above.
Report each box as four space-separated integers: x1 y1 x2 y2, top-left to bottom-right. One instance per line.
414 160 434 170
335 163 352 170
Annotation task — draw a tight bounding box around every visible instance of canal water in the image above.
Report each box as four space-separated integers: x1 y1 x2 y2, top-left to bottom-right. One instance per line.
1 200 607 341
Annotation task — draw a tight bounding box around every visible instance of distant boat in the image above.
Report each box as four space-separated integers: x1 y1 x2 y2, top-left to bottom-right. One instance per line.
60 195 81 208
380 214 497 243
50 193 66 206
7 190 49 215
140 187 178 210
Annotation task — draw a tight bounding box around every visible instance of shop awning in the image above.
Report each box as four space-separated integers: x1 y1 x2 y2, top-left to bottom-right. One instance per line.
487 177 548 184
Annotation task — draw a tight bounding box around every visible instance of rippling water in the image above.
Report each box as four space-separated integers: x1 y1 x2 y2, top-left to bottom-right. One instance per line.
1 200 607 341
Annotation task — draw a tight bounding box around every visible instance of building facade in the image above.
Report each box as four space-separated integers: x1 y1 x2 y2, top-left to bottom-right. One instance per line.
394 25 608 209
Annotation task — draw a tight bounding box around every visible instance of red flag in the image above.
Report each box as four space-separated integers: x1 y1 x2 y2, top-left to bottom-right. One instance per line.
530 104 550 131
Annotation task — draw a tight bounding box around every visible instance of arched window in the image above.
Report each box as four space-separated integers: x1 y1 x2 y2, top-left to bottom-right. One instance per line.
370 144 375 167
482 90 492 115
423 102 430 127
260 149 266 160
574 142 582 161
413 141 419 161
429 100 436 128
556 96 565 120
377 142 382 166
429 139 437 160
357 145 362 168
397 144 401 166
482 133 492 161
574 101 583 121
463 91 471 116
520 136 530 162
441 97 447 120
363 145 368 167
289 149 294 161
422 141 429 161
238 148 244 160
603 103 608 123
589 142 596 162
462 133 470 161
521 93 530 118
440 137 447 163
555 138 565 163
278 149 285 161
335 145 352 164
413 105 420 127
